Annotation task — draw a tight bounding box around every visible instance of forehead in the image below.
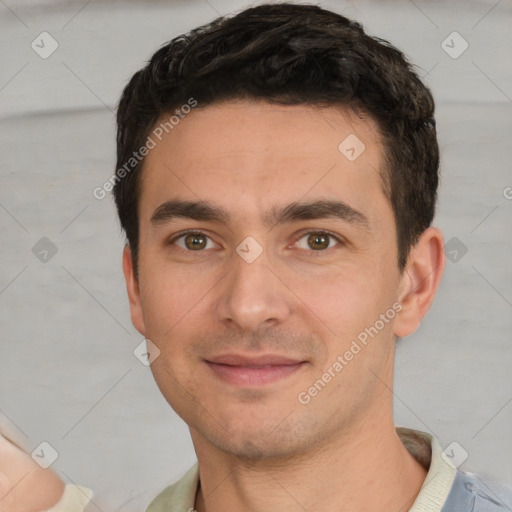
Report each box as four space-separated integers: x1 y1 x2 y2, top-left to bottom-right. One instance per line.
148 100 382 163
138 100 389 229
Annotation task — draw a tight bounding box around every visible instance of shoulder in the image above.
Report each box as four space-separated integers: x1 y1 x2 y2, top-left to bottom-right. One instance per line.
441 470 512 512
146 463 199 512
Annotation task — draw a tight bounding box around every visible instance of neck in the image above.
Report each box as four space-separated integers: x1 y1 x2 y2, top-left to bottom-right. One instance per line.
192 415 428 512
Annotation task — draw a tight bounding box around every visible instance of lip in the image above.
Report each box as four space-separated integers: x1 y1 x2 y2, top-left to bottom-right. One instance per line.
205 354 306 386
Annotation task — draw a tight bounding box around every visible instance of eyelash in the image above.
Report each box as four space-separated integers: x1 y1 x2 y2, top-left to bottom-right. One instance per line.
168 229 345 253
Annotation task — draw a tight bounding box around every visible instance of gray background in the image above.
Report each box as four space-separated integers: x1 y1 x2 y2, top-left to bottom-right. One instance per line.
1 0 511 510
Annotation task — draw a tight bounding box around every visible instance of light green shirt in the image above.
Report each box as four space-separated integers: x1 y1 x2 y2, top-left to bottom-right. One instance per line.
46 484 93 512
145 427 456 512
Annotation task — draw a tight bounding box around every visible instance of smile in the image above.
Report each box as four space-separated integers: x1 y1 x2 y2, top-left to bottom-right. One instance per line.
204 354 307 386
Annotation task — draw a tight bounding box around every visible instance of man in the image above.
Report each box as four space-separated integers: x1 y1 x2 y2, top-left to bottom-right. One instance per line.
113 3 509 511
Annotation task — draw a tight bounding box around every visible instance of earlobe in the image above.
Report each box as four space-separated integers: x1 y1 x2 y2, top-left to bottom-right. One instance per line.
394 227 445 338
122 245 146 336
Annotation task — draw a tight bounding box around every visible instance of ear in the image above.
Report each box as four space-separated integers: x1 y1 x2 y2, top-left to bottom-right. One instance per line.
394 227 445 338
122 245 146 336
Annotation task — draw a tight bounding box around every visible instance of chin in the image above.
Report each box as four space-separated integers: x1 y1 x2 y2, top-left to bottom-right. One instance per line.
216 437 296 461
195 413 321 463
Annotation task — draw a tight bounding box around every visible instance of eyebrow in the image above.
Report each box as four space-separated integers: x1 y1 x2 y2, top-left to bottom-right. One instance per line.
150 199 370 231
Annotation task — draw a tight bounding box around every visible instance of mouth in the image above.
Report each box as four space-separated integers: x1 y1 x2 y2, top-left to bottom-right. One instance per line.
204 354 307 386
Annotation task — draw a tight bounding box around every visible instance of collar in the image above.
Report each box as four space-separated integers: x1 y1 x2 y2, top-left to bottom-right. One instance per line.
397 427 456 512
146 427 456 512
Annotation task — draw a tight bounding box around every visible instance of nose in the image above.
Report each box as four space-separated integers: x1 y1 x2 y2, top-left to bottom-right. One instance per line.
214 242 292 333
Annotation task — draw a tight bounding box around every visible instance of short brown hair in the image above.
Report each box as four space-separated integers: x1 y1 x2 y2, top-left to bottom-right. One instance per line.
114 2 439 274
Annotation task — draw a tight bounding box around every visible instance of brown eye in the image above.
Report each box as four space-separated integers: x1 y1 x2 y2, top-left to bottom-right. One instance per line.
307 233 330 250
295 231 341 251
184 233 207 250
173 231 215 251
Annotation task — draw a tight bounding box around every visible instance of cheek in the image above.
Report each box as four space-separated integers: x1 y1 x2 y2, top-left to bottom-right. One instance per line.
290 268 373 328
139 262 208 327
289 264 398 355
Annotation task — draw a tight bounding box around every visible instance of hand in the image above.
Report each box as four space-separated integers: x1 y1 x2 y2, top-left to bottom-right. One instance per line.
0 433 65 512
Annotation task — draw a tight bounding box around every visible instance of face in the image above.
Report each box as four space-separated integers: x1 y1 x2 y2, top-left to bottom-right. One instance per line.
123 100 420 460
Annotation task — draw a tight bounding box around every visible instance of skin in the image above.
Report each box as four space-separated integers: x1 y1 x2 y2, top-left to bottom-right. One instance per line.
0 434 65 512
123 99 445 512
